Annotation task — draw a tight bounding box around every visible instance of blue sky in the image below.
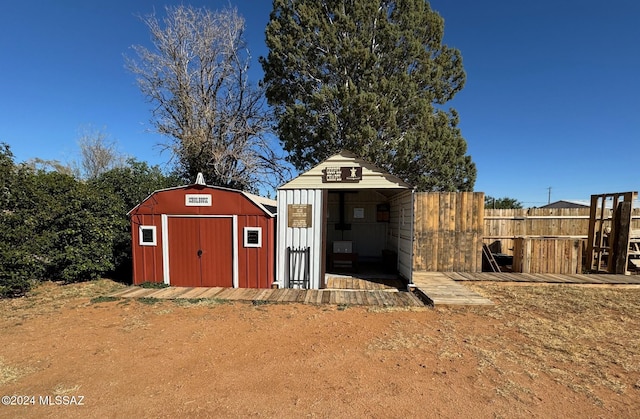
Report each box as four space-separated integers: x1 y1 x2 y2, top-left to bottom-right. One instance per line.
1 1 638 207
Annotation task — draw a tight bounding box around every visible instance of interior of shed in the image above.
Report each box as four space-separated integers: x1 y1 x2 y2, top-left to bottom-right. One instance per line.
325 189 403 279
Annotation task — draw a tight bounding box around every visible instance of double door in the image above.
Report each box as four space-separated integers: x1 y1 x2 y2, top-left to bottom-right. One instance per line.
168 217 233 287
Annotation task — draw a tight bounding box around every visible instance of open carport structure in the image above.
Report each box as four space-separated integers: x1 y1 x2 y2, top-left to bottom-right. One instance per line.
275 150 414 289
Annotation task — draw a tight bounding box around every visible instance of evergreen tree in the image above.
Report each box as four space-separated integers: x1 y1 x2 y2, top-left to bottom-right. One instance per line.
485 196 523 209
261 0 476 191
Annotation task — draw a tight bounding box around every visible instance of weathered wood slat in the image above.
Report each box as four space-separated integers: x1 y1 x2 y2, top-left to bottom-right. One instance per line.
394 292 412 307
234 289 257 300
347 291 356 305
212 288 237 300
412 271 493 306
413 192 485 272
109 269 640 311
303 289 316 304
277 289 294 303
447 272 640 284
178 287 211 299
342 291 353 305
287 289 304 303
265 288 283 302
485 207 640 263
244 288 263 300
353 291 364 305
111 283 430 309
220 289 242 300
248 288 268 301
359 291 374 306
143 287 187 299
197 287 225 298
513 237 584 274
110 287 145 297
379 291 395 306
114 287 154 298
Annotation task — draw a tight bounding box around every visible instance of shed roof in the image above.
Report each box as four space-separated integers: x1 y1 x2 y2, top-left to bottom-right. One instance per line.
128 184 277 217
279 150 413 190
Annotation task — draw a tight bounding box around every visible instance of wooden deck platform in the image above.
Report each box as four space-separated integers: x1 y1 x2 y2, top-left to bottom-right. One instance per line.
411 272 494 306
325 275 405 290
440 272 640 285
108 272 640 309
109 285 425 308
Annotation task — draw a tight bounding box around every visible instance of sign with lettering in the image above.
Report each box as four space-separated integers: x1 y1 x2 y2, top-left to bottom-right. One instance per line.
322 166 362 183
185 194 212 206
288 204 312 228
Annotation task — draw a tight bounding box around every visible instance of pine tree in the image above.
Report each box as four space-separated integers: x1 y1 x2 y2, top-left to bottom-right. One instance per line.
261 0 476 191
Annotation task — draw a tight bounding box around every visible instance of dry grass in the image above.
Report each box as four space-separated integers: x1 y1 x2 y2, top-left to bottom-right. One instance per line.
0 358 34 385
367 330 433 351
2 279 639 410
52 384 82 396
0 279 126 322
173 298 229 307
464 284 640 403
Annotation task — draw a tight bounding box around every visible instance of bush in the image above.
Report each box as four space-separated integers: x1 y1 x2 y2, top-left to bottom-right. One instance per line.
0 247 36 298
0 144 38 297
0 143 181 297
91 160 181 281
0 275 32 298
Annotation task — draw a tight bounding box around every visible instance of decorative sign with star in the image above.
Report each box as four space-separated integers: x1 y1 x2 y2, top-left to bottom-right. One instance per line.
322 166 362 183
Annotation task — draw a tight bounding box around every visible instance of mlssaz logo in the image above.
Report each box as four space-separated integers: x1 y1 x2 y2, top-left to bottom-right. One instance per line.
40 395 85 406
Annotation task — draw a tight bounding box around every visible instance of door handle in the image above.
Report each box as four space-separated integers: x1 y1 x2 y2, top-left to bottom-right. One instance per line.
197 249 203 258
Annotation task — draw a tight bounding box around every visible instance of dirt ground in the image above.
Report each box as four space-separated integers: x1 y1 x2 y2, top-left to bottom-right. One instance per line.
1 280 639 418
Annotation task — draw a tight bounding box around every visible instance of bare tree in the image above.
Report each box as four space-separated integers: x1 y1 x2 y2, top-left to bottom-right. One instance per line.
126 5 288 192
77 126 127 179
25 158 75 176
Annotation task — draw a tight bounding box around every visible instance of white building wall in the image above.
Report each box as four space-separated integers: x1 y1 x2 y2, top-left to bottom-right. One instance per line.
276 189 325 289
389 190 414 283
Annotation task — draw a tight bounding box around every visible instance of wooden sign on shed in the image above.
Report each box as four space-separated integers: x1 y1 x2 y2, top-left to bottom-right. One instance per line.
288 204 312 228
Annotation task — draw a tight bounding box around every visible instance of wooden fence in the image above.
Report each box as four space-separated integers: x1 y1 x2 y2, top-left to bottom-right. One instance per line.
411 195 639 273
512 237 585 274
484 208 640 252
413 192 485 272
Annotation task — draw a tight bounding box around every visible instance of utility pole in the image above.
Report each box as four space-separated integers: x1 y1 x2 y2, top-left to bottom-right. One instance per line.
547 186 552 204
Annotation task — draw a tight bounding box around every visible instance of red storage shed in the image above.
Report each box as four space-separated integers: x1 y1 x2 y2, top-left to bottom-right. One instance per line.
128 180 276 288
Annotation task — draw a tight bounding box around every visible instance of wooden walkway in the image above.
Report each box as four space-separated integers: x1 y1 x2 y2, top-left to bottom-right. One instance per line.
109 285 425 308
411 272 494 306
325 275 405 290
440 272 640 285
108 272 640 309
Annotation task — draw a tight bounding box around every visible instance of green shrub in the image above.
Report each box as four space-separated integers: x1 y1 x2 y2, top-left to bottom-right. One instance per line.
90 296 119 304
0 143 181 295
0 274 33 298
137 297 160 305
139 282 169 289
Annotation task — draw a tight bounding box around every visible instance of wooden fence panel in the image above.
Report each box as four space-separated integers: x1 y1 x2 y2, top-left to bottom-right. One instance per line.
413 195 638 273
483 208 640 256
513 238 585 274
413 192 484 272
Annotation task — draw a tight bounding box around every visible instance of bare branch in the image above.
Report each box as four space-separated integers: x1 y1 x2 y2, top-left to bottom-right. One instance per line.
77 125 127 179
126 5 289 191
